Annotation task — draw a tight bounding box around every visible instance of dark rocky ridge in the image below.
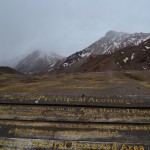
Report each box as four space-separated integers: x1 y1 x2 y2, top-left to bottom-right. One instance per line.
77 38 150 72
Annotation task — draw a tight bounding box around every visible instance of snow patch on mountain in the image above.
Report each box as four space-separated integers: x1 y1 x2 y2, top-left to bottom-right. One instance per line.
145 46 150 49
123 57 129 63
131 53 135 60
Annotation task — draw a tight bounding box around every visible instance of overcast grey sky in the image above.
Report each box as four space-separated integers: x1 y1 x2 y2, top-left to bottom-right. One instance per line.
0 0 150 64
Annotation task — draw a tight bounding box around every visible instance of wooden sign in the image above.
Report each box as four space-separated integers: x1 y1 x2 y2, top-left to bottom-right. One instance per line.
0 96 149 149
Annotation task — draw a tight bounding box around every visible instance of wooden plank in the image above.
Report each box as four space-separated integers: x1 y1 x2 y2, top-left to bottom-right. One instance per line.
0 104 149 123
0 94 150 108
0 120 149 143
0 137 149 149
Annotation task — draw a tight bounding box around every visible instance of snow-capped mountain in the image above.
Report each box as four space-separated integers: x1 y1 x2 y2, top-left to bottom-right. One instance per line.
15 50 62 74
15 31 150 74
76 38 150 72
50 30 150 73
96 31 150 55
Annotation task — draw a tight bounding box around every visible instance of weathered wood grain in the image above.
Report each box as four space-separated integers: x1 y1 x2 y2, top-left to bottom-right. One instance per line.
0 120 149 143
0 137 149 150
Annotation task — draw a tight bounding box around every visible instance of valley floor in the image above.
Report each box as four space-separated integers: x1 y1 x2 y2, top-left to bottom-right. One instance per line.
0 71 150 102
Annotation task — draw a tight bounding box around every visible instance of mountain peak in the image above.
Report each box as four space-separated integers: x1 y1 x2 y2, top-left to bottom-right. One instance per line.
105 30 117 36
31 49 62 58
105 30 128 37
15 49 62 74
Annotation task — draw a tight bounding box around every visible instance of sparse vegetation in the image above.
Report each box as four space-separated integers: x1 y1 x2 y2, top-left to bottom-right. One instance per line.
0 71 150 100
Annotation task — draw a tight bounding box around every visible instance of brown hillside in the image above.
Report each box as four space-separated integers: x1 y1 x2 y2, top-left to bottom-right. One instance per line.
0 66 20 74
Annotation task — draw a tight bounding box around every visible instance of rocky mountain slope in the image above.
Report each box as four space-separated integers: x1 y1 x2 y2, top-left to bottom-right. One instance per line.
91 30 150 55
51 31 150 73
77 38 150 72
15 50 62 74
